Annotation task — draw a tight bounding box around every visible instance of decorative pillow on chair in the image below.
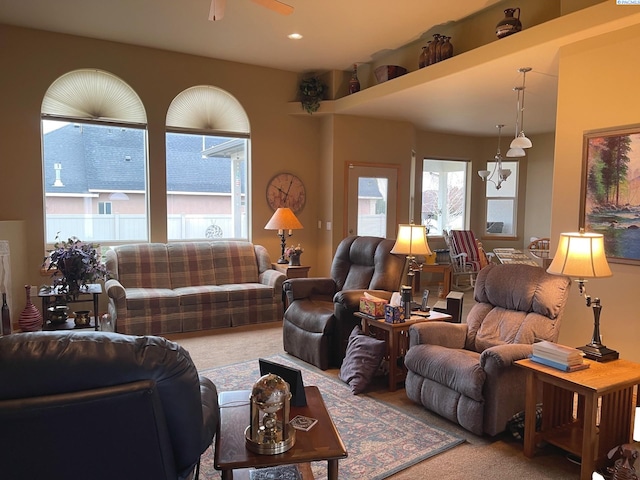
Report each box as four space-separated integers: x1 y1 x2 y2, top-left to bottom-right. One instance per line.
339 325 386 394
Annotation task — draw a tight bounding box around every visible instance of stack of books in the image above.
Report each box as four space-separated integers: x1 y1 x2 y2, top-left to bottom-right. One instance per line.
530 340 590 372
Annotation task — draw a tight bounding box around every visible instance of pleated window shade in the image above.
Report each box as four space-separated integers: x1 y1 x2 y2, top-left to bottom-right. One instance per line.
41 69 146 124
166 86 249 135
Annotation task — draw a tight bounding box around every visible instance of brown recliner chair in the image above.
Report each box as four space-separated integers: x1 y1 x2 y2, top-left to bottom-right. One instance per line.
404 263 571 436
0 331 218 480
283 236 404 370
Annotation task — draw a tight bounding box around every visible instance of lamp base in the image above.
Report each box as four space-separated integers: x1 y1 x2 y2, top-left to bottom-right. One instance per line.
576 343 619 362
277 257 288 264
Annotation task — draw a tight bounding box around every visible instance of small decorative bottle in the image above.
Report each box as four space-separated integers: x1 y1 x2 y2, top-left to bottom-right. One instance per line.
348 64 360 94
428 34 440 66
418 45 429 69
18 285 42 332
440 36 453 60
1 293 10 335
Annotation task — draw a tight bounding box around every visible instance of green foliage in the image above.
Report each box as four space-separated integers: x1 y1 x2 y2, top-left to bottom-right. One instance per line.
299 76 326 114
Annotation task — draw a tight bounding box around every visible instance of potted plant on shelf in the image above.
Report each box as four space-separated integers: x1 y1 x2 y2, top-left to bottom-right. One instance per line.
299 76 326 114
44 235 110 300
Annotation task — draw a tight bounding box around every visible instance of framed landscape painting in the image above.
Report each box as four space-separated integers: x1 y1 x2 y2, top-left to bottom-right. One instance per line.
581 126 640 265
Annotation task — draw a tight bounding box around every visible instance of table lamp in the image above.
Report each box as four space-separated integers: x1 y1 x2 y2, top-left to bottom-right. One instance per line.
390 224 432 288
264 208 303 264
546 229 618 362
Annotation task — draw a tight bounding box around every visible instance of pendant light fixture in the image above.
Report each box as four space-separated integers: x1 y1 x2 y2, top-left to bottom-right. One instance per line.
478 124 511 190
507 67 532 157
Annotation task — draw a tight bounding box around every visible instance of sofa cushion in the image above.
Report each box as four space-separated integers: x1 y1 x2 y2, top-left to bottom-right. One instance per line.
404 344 485 401
109 244 172 289
211 241 259 284
339 325 386 394
167 243 216 288
124 288 179 310
222 283 274 301
174 286 229 306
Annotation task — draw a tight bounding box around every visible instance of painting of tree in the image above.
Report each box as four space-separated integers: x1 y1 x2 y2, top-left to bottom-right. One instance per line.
583 127 640 264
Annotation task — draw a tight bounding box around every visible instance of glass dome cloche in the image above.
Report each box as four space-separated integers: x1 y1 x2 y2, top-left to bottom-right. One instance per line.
245 373 296 454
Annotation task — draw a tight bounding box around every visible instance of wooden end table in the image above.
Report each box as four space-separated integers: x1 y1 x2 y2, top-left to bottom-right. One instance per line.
412 263 452 297
515 358 640 480
356 310 452 391
38 284 102 331
272 263 310 279
215 386 347 480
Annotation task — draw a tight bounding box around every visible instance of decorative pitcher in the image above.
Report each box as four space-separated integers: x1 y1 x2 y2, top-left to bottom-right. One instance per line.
496 7 522 39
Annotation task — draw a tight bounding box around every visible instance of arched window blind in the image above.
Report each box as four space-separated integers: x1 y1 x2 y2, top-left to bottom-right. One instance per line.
41 69 146 124
166 86 249 135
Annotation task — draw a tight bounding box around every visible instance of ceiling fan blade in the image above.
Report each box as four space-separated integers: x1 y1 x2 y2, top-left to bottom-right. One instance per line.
251 0 294 16
208 0 226 21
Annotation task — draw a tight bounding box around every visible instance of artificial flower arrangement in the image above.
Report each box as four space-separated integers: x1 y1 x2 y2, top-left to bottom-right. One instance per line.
43 235 110 300
285 244 304 258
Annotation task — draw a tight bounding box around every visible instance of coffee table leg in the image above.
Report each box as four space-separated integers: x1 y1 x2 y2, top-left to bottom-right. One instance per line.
221 469 233 480
327 459 338 480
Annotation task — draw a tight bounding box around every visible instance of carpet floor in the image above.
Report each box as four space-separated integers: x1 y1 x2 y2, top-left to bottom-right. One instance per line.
198 354 465 480
169 307 582 479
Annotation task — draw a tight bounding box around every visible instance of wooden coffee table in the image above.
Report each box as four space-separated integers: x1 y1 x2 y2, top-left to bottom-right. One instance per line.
214 386 347 480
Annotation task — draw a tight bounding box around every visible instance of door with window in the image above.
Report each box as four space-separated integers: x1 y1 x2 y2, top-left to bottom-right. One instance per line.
346 164 398 238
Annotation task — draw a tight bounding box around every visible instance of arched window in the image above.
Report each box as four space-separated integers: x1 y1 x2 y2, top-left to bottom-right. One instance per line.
166 86 250 240
41 69 148 244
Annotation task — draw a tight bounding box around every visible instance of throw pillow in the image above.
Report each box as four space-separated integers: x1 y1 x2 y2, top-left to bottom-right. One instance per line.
339 325 386 395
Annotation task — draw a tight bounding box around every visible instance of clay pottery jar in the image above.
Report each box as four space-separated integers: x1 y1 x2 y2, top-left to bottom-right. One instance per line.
428 34 439 66
419 45 429 69
496 7 522 39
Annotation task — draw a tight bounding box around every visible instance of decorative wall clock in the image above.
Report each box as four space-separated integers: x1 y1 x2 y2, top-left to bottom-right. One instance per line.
266 173 306 213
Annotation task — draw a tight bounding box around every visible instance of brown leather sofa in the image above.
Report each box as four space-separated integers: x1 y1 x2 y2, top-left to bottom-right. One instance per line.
0 331 218 480
283 236 404 370
404 263 571 436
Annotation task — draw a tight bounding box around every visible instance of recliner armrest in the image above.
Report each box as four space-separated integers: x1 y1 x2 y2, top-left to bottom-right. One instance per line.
198 375 219 454
480 343 534 373
283 277 337 303
408 322 467 349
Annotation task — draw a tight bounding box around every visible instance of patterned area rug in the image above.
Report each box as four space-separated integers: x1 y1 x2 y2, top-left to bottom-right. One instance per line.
198 355 464 480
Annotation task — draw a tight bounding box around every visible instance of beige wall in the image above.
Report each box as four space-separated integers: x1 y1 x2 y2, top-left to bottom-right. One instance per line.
0 24 320 286
552 23 640 362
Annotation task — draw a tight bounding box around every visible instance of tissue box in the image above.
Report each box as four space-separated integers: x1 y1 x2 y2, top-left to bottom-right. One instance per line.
359 297 387 318
384 304 406 324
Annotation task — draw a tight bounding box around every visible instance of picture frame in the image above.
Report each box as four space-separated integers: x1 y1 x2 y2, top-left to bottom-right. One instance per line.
581 125 640 265
259 358 307 407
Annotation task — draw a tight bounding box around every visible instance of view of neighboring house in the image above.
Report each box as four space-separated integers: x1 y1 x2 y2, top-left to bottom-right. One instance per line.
43 122 246 242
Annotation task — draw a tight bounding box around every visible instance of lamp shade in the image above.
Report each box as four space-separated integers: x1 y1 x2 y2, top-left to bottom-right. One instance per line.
506 147 525 158
264 207 303 230
510 134 532 149
390 224 432 256
546 231 612 279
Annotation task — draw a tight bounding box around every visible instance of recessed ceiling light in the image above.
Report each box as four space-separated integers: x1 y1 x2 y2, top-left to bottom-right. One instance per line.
288 33 303 40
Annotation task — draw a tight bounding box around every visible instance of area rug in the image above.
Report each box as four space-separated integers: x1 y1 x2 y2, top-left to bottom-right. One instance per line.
198 354 464 480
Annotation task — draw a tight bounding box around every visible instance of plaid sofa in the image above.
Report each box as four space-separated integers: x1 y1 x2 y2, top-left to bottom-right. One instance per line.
105 241 285 335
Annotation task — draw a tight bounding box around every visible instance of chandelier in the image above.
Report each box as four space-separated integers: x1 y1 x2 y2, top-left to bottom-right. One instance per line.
506 67 532 158
478 124 511 190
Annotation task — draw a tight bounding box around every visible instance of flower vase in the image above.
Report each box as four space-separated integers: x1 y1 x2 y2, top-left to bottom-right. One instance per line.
18 285 43 332
289 254 301 266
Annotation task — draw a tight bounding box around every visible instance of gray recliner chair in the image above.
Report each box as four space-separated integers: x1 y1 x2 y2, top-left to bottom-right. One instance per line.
404 263 570 436
283 236 404 370
0 331 218 480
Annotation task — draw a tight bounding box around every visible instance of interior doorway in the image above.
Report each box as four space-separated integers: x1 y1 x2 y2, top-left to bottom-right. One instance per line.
346 163 398 238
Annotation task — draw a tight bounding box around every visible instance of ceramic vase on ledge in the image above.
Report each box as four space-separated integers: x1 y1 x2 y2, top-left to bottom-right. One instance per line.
18 285 42 332
496 7 522 39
